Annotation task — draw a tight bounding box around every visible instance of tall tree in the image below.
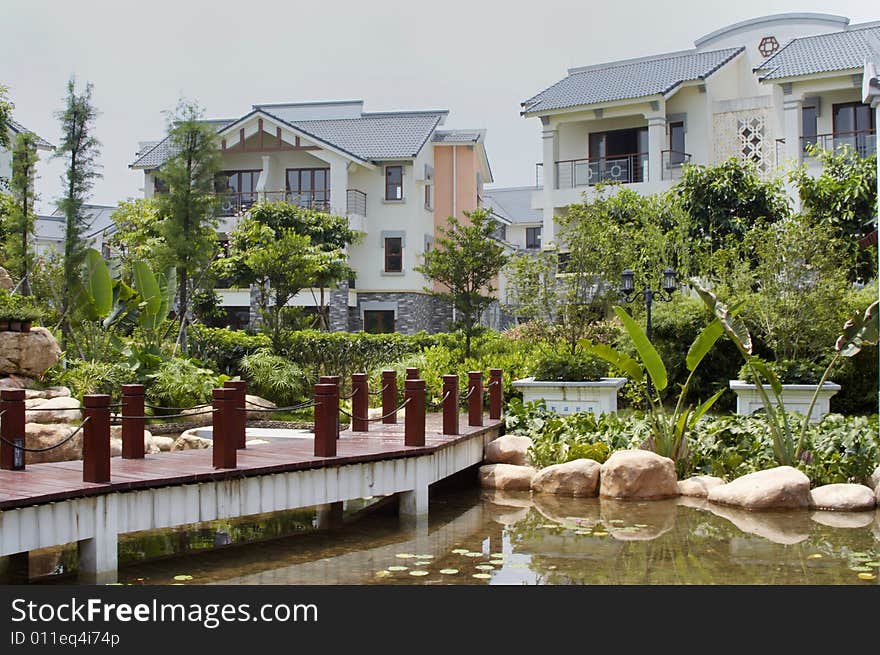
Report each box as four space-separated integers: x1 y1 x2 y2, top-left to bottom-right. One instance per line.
154 100 222 354
54 77 101 343
0 84 12 152
8 131 39 294
415 208 507 357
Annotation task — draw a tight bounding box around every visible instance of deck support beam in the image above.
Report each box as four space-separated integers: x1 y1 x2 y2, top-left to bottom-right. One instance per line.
77 494 119 584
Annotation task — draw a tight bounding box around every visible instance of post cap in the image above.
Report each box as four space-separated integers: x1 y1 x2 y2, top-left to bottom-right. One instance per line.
468 371 483 378
314 383 338 396
0 388 26 400
490 368 502 377
83 394 111 407
212 387 236 400
381 369 396 377
405 378 426 389
121 384 145 394
223 380 247 390
442 374 459 382
351 373 367 382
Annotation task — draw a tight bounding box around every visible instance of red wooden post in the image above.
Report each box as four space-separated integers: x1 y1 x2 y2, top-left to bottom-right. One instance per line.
314 383 338 457
404 378 426 447
121 384 145 459
405 367 419 380
381 369 397 424
468 371 484 427
351 373 369 433
82 394 111 483
224 380 248 449
212 388 237 469
489 368 503 420
0 389 26 471
442 374 459 436
319 375 341 438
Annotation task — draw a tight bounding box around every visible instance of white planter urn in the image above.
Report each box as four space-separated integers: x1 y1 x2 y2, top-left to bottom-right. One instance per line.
511 377 627 416
728 380 841 424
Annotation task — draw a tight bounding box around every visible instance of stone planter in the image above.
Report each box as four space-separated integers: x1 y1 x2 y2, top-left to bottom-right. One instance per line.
511 377 627 416
729 380 841 423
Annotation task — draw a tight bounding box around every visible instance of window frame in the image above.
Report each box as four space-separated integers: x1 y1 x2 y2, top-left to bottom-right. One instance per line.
384 236 403 273
526 226 542 250
385 165 404 201
285 167 331 206
668 121 686 164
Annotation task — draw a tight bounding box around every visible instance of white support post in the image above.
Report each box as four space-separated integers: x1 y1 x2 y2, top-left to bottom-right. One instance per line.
77 495 119 584
646 115 666 184
541 120 558 247
782 96 804 167
398 458 430 521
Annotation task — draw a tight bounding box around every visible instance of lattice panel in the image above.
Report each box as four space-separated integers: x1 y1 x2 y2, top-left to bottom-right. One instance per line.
713 108 775 177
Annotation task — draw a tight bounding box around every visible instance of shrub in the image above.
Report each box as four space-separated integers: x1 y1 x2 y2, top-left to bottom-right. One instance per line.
565 442 610 464
239 349 305 405
531 352 607 382
737 358 826 384
801 414 879 485
47 360 132 401
188 324 270 375
147 357 226 409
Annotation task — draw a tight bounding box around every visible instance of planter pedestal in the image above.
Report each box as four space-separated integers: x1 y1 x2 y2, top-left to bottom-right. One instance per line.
511 377 627 416
729 380 841 423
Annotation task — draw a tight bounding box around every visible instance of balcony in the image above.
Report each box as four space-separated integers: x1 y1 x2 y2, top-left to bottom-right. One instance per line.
800 131 876 159
535 153 649 190
214 189 367 218
661 150 691 180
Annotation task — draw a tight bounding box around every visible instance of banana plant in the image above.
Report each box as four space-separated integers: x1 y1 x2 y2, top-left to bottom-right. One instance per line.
695 282 879 466
588 304 728 473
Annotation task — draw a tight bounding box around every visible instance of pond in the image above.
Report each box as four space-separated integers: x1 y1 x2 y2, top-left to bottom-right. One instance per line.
29 488 880 585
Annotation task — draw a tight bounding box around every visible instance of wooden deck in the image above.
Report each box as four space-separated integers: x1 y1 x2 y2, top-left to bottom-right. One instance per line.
0 414 501 511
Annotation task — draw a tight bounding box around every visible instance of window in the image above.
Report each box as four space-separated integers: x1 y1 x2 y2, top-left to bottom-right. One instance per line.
364 310 395 334
668 121 686 164
832 102 875 157
801 103 818 152
384 237 403 272
424 184 432 210
585 127 648 184
215 170 261 215
286 168 330 209
526 226 542 250
385 165 403 200
153 176 168 194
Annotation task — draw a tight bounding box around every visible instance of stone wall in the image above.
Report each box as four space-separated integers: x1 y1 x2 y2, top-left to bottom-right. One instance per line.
344 292 452 334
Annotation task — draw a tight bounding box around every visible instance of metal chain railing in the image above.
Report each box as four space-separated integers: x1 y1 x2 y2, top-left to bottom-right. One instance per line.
0 416 90 453
367 384 392 396
426 390 452 410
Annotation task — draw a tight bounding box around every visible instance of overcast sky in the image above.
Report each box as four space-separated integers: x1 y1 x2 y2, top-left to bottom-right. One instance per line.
2 0 876 213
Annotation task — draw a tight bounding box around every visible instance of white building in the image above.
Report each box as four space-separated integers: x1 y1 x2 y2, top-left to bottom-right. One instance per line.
34 204 117 258
522 13 879 247
0 120 52 190
130 100 492 333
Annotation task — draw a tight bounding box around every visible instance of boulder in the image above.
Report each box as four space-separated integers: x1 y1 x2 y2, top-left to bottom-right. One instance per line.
707 466 811 510
25 396 81 424
599 449 678 500
151 436 175 452
24 386 71 400
108 426 159 456
0 267 14 290
245 395 277 420
677 475 726 498
809 484 876 511
478 464 536 491
24 423 82 464
178 406 215 425
869 465 880 494
172 431 213 450
0 374 34 390
0 327 62 377
484 434 533 466
531 458 601 497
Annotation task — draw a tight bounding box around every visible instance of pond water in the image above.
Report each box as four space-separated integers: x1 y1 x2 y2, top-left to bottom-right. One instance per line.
24 488 880 585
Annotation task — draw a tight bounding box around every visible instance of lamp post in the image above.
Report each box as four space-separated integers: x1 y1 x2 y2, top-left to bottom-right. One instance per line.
619 267 678 411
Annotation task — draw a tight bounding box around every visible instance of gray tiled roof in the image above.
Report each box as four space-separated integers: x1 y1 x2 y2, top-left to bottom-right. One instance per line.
756 23 880 80
432 129 483 143
131 109 446 168
483 187 542 225
522 47 744 114
8 120 53 150
44 204 118 239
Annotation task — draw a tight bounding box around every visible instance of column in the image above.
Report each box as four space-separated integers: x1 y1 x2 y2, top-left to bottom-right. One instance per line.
328 157 348 216
646 115 667 184
541 120 558 247
78 495 119 584
398 458 431 520
782 96 803 167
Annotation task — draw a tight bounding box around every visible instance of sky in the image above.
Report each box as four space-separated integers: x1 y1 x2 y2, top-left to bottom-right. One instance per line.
2 0 877 213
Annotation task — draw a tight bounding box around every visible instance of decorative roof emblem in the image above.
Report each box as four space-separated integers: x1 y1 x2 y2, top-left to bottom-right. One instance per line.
758 36 779 58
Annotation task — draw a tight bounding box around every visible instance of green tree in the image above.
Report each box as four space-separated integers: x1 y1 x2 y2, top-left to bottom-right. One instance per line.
415 208 506 357
0 84 12 153
244 201 358 329
222 217 325 350
108 197 165 278
7 131 40 295
154 100 222 354
54 77 102 344
790 145 877 282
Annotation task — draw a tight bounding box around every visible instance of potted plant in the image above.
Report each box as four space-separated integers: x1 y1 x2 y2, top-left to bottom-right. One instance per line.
729 358 841 423
0 291 43 332
512 351 627 416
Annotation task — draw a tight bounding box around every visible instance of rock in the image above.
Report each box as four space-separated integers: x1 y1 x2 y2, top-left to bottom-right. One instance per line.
480 489 534 509
368 405 405 420
0 374 34 390
0 267 14 290
707 466 811 510
484 434 533 466
869 465 880 494
677 475 726 498
245 395 277 420
24 423 82 464
533 493 601 528
600 498 677 541
25 396 81 424
178 406 215 425
478 464 536 491
676 495 710 511
811 510 874 529
24 386 71 400
0 327 62 377
151 436 175 452
599 449 678 500
109 439 122 458
809 483 876 511
107 426 159 455
172 431 213 451
531 459 601 497
708 503 811 544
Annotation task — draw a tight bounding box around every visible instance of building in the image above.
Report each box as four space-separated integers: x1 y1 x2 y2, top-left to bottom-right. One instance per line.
130 100 492 334
0 119 53 189
34 204 117 258
522 13 880 247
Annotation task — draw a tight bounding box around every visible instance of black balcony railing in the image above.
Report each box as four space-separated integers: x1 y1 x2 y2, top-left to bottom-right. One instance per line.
801 130 876 158
661 150 691 180
346 189 367 217
215 190 369 217
555 153 648 189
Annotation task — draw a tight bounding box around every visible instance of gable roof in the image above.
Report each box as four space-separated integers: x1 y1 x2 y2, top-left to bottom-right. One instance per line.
8 120 53 150
521 46 744 115
37 204 117 243
130 103 448 169
432 129 484 144
756 23 880 81
482 187 542 225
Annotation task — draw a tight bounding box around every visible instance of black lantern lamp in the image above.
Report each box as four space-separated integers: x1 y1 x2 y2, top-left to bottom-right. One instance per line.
621 268 635 294
662 268 677 294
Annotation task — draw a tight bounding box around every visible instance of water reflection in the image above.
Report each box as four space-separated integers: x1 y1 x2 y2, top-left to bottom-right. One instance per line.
37 489 880 586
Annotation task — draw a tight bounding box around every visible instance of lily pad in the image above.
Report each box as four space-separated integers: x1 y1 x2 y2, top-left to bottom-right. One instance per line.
465 552 484 558
490 552 504 558
865 561 880 567
409 570 429 577
472 573 492 580
541 524 559 529
173 575 193 581
593 531 608 537
388 565 409 572
475 564 495 571
451 549 469 555
416 554 433 559
849 565 873 572
807 554 823 560
395 553 416 559
574 529 591 535
857 572 877 581
375 570 391 578
439 569 459 575
490 560 504 566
